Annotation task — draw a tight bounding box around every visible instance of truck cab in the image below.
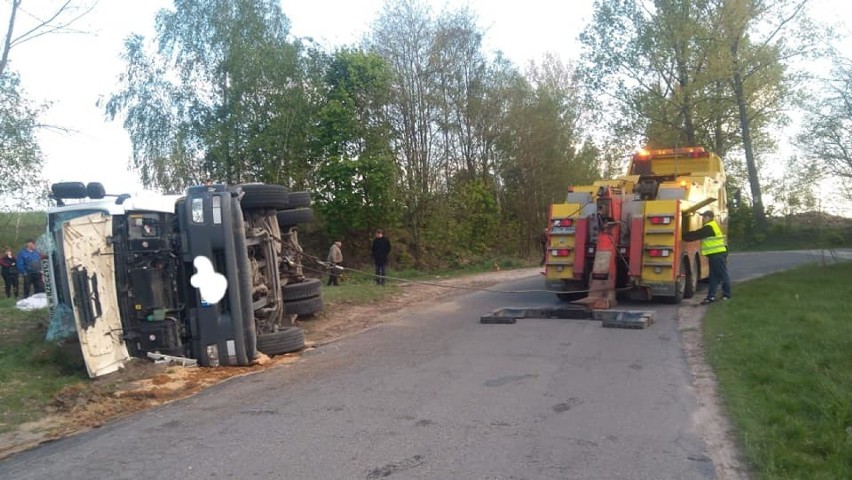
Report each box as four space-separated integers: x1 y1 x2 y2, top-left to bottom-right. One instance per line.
44 182 321 377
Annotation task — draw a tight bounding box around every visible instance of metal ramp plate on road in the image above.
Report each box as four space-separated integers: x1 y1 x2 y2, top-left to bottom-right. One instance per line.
480 306 655 329
594 310 655 329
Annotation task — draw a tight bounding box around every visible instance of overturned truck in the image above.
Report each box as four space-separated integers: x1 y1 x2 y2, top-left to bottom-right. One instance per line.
44 182 322 377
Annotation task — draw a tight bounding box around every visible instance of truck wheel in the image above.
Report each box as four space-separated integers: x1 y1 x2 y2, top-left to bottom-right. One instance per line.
284 296 324 316
663 261 686 304
286 191 312 209
282 278 322 301
238 184 289 210
277 208 314 228
684 256 697 299
256 327 305 355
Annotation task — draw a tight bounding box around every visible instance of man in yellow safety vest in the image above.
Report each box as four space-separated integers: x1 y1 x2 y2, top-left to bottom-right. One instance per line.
682 210 731 305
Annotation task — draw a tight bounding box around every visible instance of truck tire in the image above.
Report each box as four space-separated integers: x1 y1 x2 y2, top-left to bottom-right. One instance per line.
277 208 314 228
284 296 324 316
282 278 322 301
663 261 686 304
256 327 305 355
238 184 289 210
286 191 312 209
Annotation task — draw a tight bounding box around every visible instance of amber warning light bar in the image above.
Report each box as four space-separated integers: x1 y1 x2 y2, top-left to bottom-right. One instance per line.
633 146 709 161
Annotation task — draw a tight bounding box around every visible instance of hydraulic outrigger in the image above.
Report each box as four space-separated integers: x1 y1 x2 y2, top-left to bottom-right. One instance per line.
573 186 623 310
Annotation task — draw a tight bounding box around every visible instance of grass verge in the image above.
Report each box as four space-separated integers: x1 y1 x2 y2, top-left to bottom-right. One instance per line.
703 262 852 479
0 298 85 434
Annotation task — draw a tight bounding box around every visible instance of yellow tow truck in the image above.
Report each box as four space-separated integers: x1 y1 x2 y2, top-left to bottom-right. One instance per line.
544 146 727 307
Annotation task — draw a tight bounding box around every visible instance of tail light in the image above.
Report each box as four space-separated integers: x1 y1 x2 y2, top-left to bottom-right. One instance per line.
648 248 671 257
552 218 573 227
649 216 673 225
550 249 571 257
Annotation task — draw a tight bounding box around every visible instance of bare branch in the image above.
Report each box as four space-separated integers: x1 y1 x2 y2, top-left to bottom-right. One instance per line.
758 0 809 50
34 122 80 135
1 0 98 76
10 0 97 47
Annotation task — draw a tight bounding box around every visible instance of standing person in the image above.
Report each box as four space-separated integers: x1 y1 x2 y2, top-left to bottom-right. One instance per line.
683 211 731 304
17 239 44 297
371 230 391 285
326 241 343 286
1 248 19 298
539 228 549 266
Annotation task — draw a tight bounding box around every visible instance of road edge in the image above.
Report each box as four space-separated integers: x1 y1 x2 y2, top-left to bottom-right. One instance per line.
678 300 751 480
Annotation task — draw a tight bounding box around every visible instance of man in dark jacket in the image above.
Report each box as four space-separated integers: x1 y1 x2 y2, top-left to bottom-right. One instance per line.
682 211 731 304
1 247 18 298
370 230 391 285
17 239 44 297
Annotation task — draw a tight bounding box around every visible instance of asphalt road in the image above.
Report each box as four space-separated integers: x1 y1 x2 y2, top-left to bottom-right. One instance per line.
1 250 848 480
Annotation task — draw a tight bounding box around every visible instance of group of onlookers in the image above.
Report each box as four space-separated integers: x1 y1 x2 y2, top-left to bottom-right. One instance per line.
325 230 392 287
1 239 46 299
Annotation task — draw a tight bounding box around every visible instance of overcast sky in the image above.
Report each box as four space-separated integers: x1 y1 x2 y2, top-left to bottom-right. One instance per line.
5 0 851 214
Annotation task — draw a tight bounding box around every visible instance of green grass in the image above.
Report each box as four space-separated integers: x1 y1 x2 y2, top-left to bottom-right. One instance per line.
0 298 85 433
730 224 852 252
0 211 47 251
703 262 852 479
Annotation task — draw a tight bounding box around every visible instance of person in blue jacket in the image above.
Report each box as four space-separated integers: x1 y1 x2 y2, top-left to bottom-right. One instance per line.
17 239 44 297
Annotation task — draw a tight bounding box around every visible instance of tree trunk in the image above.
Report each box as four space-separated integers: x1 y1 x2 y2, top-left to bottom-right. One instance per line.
1 0 20 78
732 67 766 227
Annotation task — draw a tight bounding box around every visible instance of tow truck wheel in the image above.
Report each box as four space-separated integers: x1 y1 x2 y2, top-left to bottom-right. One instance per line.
684 256 697 299
238 184 289 210
256 326 305 355
663 260 686 304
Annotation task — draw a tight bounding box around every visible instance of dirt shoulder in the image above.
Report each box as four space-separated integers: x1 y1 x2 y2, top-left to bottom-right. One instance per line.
678 300 750 480
0 267 540 460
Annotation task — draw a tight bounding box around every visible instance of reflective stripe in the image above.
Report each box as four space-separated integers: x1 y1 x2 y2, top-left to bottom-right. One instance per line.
701 220 726 255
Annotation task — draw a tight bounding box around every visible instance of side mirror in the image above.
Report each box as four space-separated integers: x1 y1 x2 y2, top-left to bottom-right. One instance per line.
87 182 106 199
51 182 87 200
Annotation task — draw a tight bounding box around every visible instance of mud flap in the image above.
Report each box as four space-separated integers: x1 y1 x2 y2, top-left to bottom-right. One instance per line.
62 213 130 377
